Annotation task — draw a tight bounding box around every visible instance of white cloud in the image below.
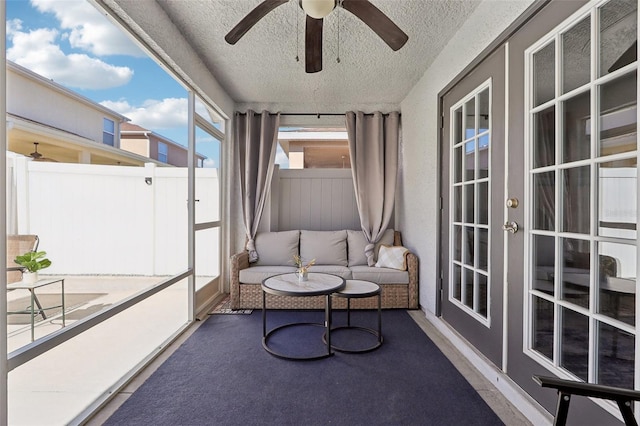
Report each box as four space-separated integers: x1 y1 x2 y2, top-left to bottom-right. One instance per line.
6 18 22 34
101 98 188 130
31 0 144 57
203 158 217 168
7 19 134 90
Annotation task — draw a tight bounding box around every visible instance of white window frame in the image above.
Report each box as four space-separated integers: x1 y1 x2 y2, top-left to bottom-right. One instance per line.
448 78 493 327
158 141 168 163
523 0 639 417
103 118 115 146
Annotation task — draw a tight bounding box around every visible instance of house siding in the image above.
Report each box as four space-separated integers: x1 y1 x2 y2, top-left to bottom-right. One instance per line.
7 65 123 147
120 135 150 157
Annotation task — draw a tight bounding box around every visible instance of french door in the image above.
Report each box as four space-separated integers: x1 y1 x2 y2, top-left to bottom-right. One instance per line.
520 0 638 391
441 0 637 422
440 46 506 367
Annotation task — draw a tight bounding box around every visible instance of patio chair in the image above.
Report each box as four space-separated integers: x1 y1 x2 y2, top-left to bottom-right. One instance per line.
533 375 640 426
6 235 47 318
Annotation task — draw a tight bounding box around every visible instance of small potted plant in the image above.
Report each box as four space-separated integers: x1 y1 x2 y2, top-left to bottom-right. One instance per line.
14 251 52 284
293 255 315 282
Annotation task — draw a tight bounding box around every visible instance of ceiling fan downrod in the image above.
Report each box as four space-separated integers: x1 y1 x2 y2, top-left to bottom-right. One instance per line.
30 142 43 159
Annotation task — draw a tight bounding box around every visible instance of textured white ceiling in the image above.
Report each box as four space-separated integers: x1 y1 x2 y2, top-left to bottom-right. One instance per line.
155 0 481 110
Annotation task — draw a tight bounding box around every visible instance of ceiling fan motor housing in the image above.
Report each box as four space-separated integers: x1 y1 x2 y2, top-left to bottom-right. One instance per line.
300 0 337 19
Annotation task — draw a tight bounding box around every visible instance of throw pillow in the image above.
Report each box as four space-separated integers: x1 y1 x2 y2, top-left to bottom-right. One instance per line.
254 230 300 266
300 230 348 266
347 229 395 266
375 245 409 270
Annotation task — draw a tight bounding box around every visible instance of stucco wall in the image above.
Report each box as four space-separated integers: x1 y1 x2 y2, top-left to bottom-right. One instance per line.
398 0 535 314
120 136 149 157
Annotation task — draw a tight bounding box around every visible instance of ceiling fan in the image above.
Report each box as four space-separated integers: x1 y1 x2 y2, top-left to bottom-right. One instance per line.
225 0 409 73
29 142 57 162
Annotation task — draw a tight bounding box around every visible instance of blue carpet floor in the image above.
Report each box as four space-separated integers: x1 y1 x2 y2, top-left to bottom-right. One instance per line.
105 310 503 425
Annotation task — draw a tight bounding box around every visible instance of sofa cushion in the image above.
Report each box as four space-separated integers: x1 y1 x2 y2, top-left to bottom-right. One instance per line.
349 265 409 284
306 265 352 280
239 266 297 284
300 230 348 266
347 229 395 266
254 230 300 266
375 245 409 270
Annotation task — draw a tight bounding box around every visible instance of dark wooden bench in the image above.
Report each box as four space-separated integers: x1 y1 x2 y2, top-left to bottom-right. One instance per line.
533 375 640 426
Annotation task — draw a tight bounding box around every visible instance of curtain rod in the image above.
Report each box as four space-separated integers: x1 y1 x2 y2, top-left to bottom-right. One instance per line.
234 112 400 117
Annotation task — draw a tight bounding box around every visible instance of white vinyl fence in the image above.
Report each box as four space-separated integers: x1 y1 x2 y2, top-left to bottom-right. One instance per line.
6 154 219 276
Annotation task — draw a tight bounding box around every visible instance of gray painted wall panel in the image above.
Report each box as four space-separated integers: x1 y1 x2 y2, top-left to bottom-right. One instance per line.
276 169 360 231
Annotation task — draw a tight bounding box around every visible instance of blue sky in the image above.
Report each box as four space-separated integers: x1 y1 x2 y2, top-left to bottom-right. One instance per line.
5 0 219 167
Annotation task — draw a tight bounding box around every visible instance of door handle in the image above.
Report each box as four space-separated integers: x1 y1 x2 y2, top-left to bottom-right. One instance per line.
502 221 519 234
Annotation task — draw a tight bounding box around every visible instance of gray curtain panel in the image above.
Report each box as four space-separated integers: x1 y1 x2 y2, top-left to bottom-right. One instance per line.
235 110 280 262
346 111 400 266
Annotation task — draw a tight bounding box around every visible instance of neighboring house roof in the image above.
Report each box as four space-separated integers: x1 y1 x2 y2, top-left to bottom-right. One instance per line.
121 123 148 132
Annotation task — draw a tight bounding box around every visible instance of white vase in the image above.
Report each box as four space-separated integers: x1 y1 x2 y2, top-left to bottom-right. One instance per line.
23 271 38 284
297 270 308 282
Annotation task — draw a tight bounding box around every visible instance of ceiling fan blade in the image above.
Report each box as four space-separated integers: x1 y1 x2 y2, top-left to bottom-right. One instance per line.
306 16 323 73
225 0 289 45
341 0 408 51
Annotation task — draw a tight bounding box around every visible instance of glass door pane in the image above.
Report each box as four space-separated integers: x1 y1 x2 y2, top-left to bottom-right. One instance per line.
195 128 221 224
449 82 492 321
527 0 638 389
193 113 223 299
562 16 591 94
599 0 638 77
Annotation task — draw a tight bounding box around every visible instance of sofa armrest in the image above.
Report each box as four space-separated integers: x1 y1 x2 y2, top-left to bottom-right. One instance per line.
406 252 419 309
393 231 403 246
392 230 419 309
230 251 250 309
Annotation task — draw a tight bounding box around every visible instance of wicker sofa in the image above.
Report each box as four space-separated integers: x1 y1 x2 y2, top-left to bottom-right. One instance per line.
230 229 418 310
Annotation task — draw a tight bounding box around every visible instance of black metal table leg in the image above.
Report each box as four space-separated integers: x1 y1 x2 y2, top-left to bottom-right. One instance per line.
325 294 332 356
323 280 383 353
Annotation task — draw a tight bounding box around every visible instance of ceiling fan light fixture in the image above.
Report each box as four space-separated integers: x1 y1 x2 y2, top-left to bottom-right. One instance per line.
300 0 336 19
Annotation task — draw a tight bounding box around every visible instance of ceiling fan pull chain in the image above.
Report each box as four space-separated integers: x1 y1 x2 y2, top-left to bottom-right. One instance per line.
294 0 300 62
336 2 341 63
